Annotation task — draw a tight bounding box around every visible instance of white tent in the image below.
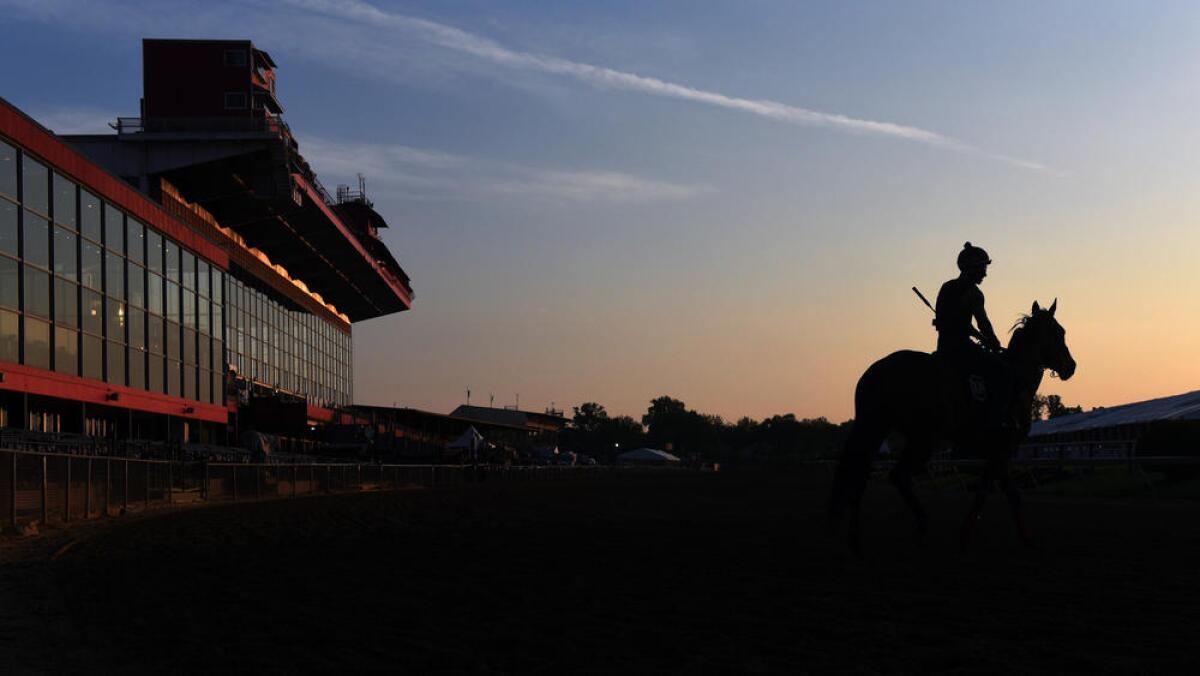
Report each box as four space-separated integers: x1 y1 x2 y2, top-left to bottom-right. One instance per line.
617 447 681 464
448 426 484 451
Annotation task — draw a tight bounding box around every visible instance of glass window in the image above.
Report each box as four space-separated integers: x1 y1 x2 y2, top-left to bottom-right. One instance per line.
211 370 222 404
199 335 211 370
106 340 124 386
106 300 125 342
183 291 195 328
53 226 76 280
148 353 163 393
0 309 18 362
165 281 179 321
213 270 222 305
23 266 50 318
53 174 76 228
104 204 123 253
81 239 102 289
82 289 103 335
127 307 144 350
166 321 180 360
167 359 181 397
0 256 16 309
183 327 196 365
80 190 101 241
128 264 144 308
53 278 77 328
184 366 196 401
200 368 211 403
0 141 15 199
22 157 48 214
83 334 102 380
128 347 145 390
22 210 49 268
198 297 210 335
182 250 195 290
147 272 162 315
24 317 50 368
0 199 16 256
105 251 124 300
213 307 223 343
146 230 162 273
148 316 164 355
54 327 77 376
127 219 144 264
164 240 179 282
197 260 210 298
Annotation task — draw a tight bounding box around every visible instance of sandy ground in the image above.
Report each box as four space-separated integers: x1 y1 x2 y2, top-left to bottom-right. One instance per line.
3 471 1199 673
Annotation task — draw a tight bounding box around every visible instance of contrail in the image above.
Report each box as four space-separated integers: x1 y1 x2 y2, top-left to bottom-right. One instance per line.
283 0 1051 172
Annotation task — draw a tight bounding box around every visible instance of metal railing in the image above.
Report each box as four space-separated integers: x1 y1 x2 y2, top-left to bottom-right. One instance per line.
0 448 628 534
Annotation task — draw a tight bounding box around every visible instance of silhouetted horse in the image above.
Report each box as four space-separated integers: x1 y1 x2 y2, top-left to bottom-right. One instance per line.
829 301 1075 556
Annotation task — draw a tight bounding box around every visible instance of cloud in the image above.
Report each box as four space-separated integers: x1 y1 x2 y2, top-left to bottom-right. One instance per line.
300 137 703 204
0 0 1056 172
283 0 1053 172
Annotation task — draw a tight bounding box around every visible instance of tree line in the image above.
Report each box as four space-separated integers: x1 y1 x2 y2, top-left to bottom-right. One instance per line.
560 392 1084 466
560 396 852 468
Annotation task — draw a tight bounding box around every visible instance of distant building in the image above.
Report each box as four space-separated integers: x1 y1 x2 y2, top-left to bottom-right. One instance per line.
1022 390 1200 460
450 405 569 437
0 39 412 450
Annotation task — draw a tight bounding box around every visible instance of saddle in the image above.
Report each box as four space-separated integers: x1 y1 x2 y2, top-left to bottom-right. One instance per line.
933 348 1009 444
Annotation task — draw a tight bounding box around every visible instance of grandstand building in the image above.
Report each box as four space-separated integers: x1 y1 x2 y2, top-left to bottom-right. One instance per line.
1023 390 1200 460
0 39 412 451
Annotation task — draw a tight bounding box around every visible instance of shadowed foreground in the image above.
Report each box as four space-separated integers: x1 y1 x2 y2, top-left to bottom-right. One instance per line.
3 472 1199 672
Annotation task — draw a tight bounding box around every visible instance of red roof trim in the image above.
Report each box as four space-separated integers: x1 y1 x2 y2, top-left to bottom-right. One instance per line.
292 174 413 309
0 99 230 269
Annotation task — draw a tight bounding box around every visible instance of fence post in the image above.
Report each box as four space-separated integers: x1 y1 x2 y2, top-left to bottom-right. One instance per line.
167 462 173 505
203 463 209 501
292 465 298 498
255 465 261 500
10 453 17 532
357 464 362 491
105 458 111 517
64 457 71 523
41 455 48 525
232 466 238 501
123 459 129 515
310 464 315 495
86 458 93 519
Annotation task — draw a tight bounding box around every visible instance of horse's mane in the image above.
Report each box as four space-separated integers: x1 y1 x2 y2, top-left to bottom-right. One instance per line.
1009 314 1033 334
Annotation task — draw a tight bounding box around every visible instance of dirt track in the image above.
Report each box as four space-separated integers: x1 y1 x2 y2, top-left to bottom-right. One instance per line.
3 471 1199 673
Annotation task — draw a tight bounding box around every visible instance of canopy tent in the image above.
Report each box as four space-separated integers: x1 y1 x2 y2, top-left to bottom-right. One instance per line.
447 426 485 450
1029 389 1200 437
617 448 681 464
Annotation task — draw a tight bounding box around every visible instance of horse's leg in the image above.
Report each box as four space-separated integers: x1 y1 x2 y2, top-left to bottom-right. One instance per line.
830 422 885 558
998 464 1035 548
960 444 1000 552
889 444 930 545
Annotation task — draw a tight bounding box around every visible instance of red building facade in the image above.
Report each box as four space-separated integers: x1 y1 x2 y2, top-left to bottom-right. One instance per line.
0 39 412 450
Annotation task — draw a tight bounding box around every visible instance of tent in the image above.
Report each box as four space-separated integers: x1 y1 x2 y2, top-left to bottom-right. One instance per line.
448 427 484 453
617 448 681 465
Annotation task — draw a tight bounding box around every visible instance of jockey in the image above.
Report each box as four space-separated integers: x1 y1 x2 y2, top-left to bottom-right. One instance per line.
934 242 1010 433
935 242 1001 354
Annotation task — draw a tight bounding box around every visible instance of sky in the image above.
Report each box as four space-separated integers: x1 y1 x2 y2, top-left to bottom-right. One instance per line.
2 0 1198 423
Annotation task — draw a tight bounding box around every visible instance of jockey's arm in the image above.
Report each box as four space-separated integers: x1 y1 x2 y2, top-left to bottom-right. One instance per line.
973 307 1002 352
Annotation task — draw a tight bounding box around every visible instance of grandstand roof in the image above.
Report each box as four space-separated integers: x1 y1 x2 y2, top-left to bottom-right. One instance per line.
1030 389 1200 437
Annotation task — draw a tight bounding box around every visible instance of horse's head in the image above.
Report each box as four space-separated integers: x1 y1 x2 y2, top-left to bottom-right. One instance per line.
1011 299 1076 380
